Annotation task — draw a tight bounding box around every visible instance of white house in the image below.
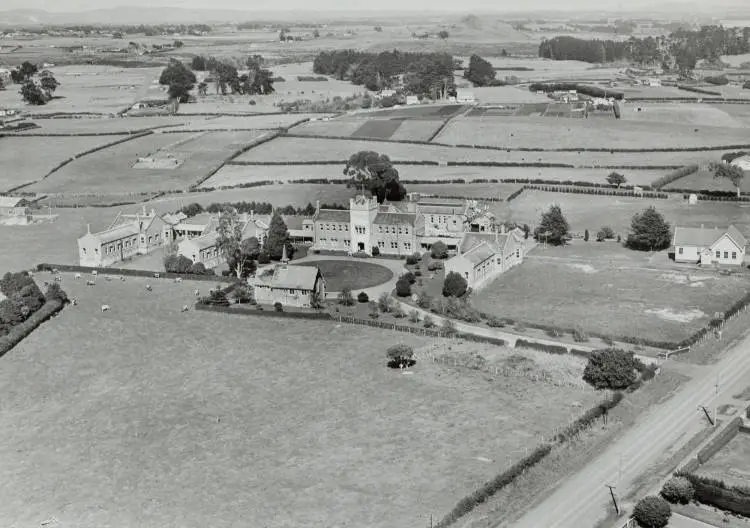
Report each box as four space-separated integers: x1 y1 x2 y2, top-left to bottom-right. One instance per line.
444 229 526 289
249 250 325 308
456 90 476 104
730 155 750 172
672 225 746 266
405 95 419 105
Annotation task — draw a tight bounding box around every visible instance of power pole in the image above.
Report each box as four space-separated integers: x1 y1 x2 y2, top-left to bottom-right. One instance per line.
606 484 620 515
699 405 715 426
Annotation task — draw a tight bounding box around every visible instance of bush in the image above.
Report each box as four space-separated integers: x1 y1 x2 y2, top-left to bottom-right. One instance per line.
202 290 230 307
583 348 640 390
274 302 283 312
584 229 589 242
441 317 457 336
233 285 255 304
546 327 564 338
403 271 416 284
258 252 271 264
378 292 393 312
417 291 432 308
572 327 589 343
405 252 421 265
427 260 444 271
486 315 505 328
597 226 615 241
371 246 380 256
164 254 193 273
677 471 750 516
431 241 448 259
44 283 69 304
189 262 213 276
409 309 420 323
443 271 468 298
704 75 729 86
357 291 369 303
395 276 412 297
386 344 415 368
661 477 694 505
633 496 671 528
424 314 435 328
338 287 354 306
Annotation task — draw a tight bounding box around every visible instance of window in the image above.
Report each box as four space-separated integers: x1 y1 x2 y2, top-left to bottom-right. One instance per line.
82 248 87 254
516 249 520 258
732 252 737 259
391 241 397 249
465 272 469 278
345 240 350 246
404 242 411 250
404 227 409 234
398 227 402 234
148 235 153 244
724 251 729 259
378 241 385 248
95 248 98 254
379 226 383 233
678 247 683 255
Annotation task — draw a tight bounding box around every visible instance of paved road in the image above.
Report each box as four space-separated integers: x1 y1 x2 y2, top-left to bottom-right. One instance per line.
509 331 750 528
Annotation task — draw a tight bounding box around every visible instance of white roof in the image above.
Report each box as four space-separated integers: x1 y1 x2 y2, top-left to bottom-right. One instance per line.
0 196 25 208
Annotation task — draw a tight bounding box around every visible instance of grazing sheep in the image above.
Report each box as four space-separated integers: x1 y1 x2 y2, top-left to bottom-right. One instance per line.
174 277 183 284
181 305 189 312
54 276 62 282
120 276 126 282
194 289 200 297
91 270 98 276
86 280 95 286
154 273 160 278
71 298 78 306
74 273 82 280
105 276 112 282
145 284 152 292
101 304 110 312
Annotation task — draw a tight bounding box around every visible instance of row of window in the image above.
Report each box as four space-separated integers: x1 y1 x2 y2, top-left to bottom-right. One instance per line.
378 225 410 235
377 241 412 250
677 248 738 260
429 215 458 225
320 223 347 231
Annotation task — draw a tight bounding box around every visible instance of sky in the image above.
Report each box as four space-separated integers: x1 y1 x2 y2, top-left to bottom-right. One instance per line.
0 0 739 13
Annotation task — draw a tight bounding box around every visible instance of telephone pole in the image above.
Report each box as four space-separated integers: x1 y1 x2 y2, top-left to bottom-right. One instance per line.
606 484 620 515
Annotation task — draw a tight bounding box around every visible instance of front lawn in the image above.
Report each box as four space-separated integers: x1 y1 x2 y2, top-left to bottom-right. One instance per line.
297 259 393 291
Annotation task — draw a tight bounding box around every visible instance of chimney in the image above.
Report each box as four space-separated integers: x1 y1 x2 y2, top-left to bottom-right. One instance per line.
142 204 147 216
315 200 320 216
281 244 289 267
86 223 91 234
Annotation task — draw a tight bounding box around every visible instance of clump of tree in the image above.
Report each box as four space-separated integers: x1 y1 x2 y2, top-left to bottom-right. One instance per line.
534 204 570 246
442 271 468 298
159 59 196 103
606 171 627 186
338 286 355 306
430 241 448 259
626 206 671 251
386 344 415 369
264 212 294 261
583 348 642 390
0 271 48 336
709 161 745 197
395 275 412 297
344 151 406 203
16 66 60 106
597 226 615 241
437 30 450 39
10 61 38 84
704 75 729 85
464 54 500 87
660 476 694 505
633 496 671 528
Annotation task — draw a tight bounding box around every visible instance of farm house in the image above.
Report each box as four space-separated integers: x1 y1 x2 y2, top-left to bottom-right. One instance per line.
672 225 746 266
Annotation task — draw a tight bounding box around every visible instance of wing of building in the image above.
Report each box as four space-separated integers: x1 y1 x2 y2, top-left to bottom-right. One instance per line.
672 225 746 266
248 251 325 308
444 229 526 289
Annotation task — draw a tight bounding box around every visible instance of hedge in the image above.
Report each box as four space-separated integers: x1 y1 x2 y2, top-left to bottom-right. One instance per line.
651 164 700 190
524 184 668 199
554 392 624 443
515 338 569 355
36 263 235 282
447 161 576 168
676 471 750 516
677 85 722 96
697 417 742 464
195 303 334 319
0 299 65 358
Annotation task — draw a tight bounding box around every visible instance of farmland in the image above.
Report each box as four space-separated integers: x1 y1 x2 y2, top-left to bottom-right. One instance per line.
27 130 271 193
696 434 750 489
0 276 600 528
472 243 750 343
619 103 747 128
663 168 750 193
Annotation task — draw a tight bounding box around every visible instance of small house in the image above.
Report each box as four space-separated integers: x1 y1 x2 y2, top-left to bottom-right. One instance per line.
456 90 476 103
249 250 325 308
405 95 419 105
177 231 221 268
0 196 30 216
444 230 525 290
731 155 750 172
672 225 746 266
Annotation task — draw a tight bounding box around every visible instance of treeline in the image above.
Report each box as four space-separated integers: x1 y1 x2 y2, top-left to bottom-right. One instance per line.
9 24 211 36
190 54 275 96
177 201 347 218
528 82 624 100
539 36 630 63
312 50 456 97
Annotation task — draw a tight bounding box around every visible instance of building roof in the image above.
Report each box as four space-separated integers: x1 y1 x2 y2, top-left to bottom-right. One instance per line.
374 212 417 226
176 213 215 229
281 215 306 231
162 212 188 225
461 242 495 265
84 222 140 245
253 264 320 291
673 225 747 249
181 231 218 251
315 209 350 223
0 196 26 208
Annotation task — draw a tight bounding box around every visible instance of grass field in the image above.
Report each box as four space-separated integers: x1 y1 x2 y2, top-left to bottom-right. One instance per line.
663 168 750 193
0 275 599 528
296 260 393 291
0 135 127 191
434 116 749 150
472 243 750 342
499 191 750 236
13 116 198 135
28 130 271 193
619 103 746 128
696 434 750 489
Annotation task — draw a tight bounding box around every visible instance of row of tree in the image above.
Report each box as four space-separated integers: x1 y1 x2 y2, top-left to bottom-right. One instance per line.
312 50 457 97
1 61 60 105
188 54 275 96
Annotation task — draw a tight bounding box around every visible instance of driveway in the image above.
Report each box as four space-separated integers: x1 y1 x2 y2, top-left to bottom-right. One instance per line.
292 254 407 299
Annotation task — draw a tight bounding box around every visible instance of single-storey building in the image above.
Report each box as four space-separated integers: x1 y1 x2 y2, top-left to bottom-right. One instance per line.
249 256 325 308
456 90 476 103
0 196 30 216
672 225 746 266
731 155 750 172
177 231 221 268
172 213 217 239
444 229 526 289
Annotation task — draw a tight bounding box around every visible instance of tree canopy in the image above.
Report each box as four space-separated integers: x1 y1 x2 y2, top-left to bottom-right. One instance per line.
709 161 745 197
606 171 627 186
216 209 244 273
583 348 640 390
633 496 671 528
465 54 497 87
534 204 569 246
344 151 406 203
626 206 671 251
159 59 196 103
20 80 47 105
264 212 294 261
443 271 468 298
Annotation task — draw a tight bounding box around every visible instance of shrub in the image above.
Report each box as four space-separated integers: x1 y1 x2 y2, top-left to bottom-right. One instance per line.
441 317 457 336
661 477 694 505
704 75 729 86
417 291 432 308
396 276 412 297
676 471 750 516
258 252 271 264
203 290 230 307
431 241 448 259
232 285 255 304
371 246 380 256
378 292 393 312
409 309 420 323
357 291 369 303
424 314 435 328
338 287 354 306
427 260 444 271
414 270 422 277
164 254 193 273
403 271 417 284
572 327 589 343
633 496 671 528
44 282 69 304
584 229 589 242
443 271 468 298
583 348 640 390
597 226 615 241
546 327 564 338
387 344 415 368
392 305 406 318
486 315 505 328
274 302 284 312
405 252 421 265
189 262 213 275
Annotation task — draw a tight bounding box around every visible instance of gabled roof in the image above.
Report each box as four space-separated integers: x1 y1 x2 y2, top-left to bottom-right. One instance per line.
461 242 495 265
315 209 350 223
0 196 26 208
374 212 417 226
253 265 320 291
162 212 188 225
181 231 218 251
281 215 307 231
176 213 215 229
83 222 140 245
673 225 747 249
460 232 518 255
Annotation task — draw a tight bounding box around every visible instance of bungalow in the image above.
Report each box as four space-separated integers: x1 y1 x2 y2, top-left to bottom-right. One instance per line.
672 225 746 266
444 229 525 289
456 90 476 103
249 250 325 308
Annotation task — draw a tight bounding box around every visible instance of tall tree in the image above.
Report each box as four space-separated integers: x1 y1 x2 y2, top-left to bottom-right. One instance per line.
159 59 196 103
626 206 671 251
534 204 570 246
216 208 244 275
606 171 627 186
228 236 259 279
709 161 744 197
39 70 59 98
20 81 47 105
465 54 497 87
344 151 406 203
264 212 294 261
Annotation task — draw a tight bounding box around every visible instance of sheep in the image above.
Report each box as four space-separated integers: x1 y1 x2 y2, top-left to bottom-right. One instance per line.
120 276 126 282
181 305 189 312
91 270 98 276
86 280 95 286
101 304 110 312
74 273 82 280
174 277 183 284
71 298 78 306
105 276 113 282
54 276 62 282
194 289 200 297
153 272 160 279
145 284 152 292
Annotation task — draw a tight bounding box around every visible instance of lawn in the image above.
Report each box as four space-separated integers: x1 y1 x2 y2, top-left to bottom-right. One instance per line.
0 275 599 528
13 116 197 135
472 244 750 342
231 136 726 167
28 130 271 194
0 135 125 192
619 103 745 128
696 434 750 489
351 119 403 139
296 260 393 291
293 116 444 142
433 116 749 150
664 168 750 193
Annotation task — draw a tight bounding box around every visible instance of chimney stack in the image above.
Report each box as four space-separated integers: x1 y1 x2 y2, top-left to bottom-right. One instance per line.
87 223 91 234
315 200 320 216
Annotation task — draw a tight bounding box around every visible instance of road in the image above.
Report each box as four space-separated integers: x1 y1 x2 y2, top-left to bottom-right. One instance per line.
509 330 750 528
